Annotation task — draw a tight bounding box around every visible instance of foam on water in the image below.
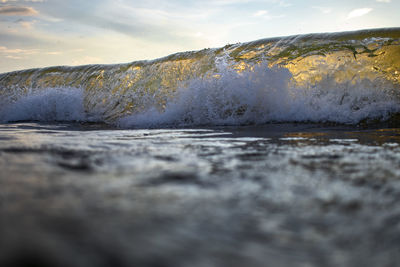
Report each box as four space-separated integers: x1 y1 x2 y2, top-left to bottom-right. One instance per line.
118 64 400 127
0 87 89 122
0 64 398 126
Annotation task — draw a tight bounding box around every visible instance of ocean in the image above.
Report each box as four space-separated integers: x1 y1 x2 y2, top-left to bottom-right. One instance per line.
0 28 400 267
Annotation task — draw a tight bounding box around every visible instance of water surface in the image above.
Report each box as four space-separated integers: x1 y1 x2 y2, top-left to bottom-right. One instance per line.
1 122 400 267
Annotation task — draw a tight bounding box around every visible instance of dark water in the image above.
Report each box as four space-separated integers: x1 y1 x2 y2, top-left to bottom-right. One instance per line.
1 122 400 267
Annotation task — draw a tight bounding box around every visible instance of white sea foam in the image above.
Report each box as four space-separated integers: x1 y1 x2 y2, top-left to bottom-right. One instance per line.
118 64 400 128
0 87 89 122
0 65 398 126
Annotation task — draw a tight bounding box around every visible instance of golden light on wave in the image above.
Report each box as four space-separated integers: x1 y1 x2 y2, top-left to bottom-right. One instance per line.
1 28 399 121
283 43 400 88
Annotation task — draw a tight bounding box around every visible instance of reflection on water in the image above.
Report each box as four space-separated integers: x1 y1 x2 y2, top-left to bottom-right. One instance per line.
1 122 400 267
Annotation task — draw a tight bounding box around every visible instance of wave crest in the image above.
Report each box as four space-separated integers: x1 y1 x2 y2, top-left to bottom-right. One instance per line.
1 28 399 127
118 64 400 127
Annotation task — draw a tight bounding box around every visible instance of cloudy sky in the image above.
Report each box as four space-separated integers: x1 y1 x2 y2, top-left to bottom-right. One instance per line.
0 0 399 73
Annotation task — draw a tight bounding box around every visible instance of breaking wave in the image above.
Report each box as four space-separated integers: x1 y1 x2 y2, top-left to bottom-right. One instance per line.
119 64 399 127
0 87 90 122
0 28 399 127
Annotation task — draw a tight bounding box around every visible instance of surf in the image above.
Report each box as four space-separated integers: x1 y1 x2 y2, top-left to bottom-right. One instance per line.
0 27 399 127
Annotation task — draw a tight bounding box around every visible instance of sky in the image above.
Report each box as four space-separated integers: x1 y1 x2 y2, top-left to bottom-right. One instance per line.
0 0 399 73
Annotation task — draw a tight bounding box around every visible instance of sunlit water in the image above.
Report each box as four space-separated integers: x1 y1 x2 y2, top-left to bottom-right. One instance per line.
1 122 400 267
1 28 399 267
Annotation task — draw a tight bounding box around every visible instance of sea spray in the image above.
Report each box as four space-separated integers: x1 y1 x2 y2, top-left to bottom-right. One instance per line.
0 28 399 126
0 87 89 122
119 64 400 127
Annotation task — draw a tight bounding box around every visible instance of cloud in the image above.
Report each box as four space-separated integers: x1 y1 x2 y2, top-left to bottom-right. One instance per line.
38 2 198 44
5 55 22 59
15 18 36 28
277 0 291 7
312 6 332 14
0 6 38 16
0 45 38 55
376 0 391 2
208 0 256 6
253 10 268 17
252 9 284 20
191 0 291 7
346 8 372 19
46 51 61 55
0 31 47 47
0 44 38 59
18 20 34 28
0 0 44 2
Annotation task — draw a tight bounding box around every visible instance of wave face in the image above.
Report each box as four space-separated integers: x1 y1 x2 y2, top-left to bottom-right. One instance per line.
1 28 400 127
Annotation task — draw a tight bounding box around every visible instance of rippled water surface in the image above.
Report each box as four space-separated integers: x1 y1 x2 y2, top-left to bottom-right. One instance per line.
1 122 400 267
